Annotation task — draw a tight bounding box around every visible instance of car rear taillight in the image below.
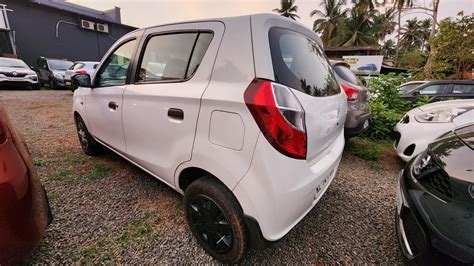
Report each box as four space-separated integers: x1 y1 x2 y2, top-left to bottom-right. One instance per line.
244 79 307 159
74 70 87 74
341 85 359 101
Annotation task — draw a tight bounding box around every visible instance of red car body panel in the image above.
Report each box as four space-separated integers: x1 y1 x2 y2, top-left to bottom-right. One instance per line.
0 102 50 264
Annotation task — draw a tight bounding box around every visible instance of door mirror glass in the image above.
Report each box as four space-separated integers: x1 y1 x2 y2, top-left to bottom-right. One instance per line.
72 74 92 88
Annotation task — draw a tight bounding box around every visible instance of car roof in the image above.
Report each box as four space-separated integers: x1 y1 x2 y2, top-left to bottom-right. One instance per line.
125 13 323 47
329 60 350 68
400 80 428 86
422 80 474 85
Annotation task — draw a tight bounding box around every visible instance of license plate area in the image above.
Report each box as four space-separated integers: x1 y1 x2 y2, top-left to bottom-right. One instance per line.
313 168 335 203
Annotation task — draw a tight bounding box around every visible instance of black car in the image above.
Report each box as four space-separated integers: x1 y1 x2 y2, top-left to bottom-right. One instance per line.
396 123 474 264
37 57 73 89
401 80 474 102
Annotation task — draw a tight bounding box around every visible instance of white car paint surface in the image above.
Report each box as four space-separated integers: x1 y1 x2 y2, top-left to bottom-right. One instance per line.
73 14 347 260
394 99 474 162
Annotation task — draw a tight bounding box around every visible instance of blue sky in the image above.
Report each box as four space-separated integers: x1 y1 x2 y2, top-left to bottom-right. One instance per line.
68 0 473 30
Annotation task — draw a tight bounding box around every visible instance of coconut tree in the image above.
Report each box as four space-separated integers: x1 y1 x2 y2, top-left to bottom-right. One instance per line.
371 8 397 41
328 7 378 46
310 0 349 45
273 0 300 20
394 0 413 64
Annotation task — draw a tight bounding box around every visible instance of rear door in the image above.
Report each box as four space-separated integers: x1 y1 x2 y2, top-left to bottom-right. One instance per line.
85 38 139 153
122 22 224 185
267 27 346 163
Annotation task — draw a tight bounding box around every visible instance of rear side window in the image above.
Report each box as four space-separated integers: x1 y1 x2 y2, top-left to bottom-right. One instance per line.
452 84 474 94
138 32 213 82
419 84 448 95
269 27 340 97
333 65 363 86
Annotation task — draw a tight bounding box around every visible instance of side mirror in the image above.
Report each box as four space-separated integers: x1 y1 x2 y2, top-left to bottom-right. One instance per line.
72 74 92 89
30 66 38 72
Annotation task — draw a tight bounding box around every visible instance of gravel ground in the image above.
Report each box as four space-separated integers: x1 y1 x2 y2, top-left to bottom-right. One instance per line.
1 89 406 264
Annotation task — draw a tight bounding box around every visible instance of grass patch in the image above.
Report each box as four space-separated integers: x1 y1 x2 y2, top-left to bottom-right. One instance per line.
85 164 112 180
346 137 381 161
367 161 384 170
80 220 158 263
33 159 47 167
46 169 73 180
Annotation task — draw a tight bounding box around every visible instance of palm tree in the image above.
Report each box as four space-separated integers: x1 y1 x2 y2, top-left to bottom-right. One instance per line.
310 0 349 45
328 7 378 46
371 8 397 41
381 39 396 58
273 0 300 20
400 18 420 48
351 0 387 10
394 0 413 65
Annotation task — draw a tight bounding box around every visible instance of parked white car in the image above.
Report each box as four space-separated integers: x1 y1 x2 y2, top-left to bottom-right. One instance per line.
394 99 474 161
72 14 347 262
0 57 40 90
64 61 99 89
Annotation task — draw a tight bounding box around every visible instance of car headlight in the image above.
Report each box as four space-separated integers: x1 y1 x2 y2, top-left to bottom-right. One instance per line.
53 73 63 79
414 108 469 123
26 74 38 81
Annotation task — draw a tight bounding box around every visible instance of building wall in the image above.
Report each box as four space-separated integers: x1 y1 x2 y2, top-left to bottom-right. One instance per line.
1 0 136 66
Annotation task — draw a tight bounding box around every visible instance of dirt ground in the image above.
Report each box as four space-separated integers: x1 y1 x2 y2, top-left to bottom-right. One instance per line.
1 89 406 264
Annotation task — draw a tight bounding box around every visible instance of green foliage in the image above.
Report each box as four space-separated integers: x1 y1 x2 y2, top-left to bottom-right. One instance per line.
429 12 474 79
363 74 412 140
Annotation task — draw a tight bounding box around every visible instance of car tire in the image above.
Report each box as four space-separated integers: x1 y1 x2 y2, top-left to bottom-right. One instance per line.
75 116 101 156
33 83 41 90
49 78 57 90
184 177 248 263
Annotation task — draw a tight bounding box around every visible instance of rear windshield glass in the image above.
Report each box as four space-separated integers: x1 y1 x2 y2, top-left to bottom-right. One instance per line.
333 64 363 86
269 27 340 97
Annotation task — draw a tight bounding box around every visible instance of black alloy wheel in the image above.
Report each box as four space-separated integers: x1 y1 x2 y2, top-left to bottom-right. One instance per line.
184 177 248 263
188 194 233 253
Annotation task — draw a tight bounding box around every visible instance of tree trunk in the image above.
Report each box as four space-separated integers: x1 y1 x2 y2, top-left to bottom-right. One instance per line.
395 9 402 66
423 0 440 79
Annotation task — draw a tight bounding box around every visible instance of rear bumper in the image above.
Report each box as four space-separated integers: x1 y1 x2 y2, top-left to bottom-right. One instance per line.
345 112 371 137
233 130 344 242
396 166 474 264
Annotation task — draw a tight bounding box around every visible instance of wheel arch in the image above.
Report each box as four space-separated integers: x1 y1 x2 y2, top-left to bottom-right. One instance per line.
178 166 228 193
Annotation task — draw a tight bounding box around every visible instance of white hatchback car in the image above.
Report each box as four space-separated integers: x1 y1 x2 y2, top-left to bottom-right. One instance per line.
394 99 474 162
72 14 347 262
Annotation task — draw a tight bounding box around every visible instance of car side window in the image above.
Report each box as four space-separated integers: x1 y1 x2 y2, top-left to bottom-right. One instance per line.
452 84 474 94
419 84 448 95
138 32 213 82
96 39 137 87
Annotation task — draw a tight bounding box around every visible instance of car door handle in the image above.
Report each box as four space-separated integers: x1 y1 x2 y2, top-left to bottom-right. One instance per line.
108 101 119 110
168 108 184 120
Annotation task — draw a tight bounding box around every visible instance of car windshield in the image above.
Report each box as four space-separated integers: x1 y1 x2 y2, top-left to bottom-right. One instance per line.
49 59 73 70
0 58 29 68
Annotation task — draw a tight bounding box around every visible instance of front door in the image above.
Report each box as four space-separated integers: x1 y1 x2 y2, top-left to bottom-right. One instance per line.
85 39 138 153
122 22 224 185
